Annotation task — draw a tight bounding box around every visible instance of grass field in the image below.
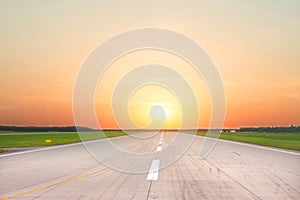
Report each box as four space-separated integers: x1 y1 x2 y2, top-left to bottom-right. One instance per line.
0 131 128 148
0 131 299 151
193 132 300 151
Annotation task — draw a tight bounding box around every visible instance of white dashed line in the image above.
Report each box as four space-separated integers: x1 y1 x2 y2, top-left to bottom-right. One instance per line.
147 159 160 180
156 146 162 152
147 133 164 180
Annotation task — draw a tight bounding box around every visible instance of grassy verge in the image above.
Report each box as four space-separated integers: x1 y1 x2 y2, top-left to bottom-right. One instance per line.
1 131 299 151
0 131 131 148
190 132 300 151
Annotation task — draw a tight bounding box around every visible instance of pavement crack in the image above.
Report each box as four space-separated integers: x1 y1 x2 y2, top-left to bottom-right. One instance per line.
146 180 153 199
261 170 298 200
204 159 263 200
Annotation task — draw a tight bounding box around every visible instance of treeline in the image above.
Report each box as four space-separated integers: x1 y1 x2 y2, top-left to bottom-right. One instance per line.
1 125 299 133
239 125 300 133
0 126 97 132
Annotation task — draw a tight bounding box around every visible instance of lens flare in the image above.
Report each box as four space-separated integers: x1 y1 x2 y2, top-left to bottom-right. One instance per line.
128 85 182 129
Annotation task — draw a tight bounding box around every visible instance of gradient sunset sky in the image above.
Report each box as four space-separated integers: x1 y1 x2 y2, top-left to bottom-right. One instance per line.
0 0 299 128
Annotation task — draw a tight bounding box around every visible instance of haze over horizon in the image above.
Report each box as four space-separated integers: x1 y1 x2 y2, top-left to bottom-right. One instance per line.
0 0 299 129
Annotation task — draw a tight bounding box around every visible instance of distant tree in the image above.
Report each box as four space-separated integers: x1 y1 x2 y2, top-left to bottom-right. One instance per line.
239 126 300 133
0 126 97 132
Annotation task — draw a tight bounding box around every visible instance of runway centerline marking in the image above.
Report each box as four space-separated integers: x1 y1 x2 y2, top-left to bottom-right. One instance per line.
157 132 164 152
147 159 160 180
156 146 162 152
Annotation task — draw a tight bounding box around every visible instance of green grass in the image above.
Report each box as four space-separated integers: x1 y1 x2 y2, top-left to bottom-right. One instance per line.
191 132 300 151
0 131 130 148
1 131 299 151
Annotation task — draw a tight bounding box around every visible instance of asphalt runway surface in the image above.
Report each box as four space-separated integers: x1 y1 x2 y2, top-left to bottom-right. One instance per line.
0 132 299 199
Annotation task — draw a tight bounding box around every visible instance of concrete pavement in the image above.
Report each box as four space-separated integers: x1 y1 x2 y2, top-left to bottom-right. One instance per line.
0 132 299 199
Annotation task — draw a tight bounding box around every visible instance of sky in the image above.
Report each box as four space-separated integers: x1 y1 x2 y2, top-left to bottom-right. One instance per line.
0 0 299 129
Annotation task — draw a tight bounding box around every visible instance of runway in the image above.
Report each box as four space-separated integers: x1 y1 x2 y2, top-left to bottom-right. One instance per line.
0 132 299 199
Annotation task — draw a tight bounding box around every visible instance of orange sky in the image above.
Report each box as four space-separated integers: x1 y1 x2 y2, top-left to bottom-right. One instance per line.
0 1 299 128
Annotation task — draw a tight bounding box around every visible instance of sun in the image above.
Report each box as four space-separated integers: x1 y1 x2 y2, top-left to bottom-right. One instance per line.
128 85 182 129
